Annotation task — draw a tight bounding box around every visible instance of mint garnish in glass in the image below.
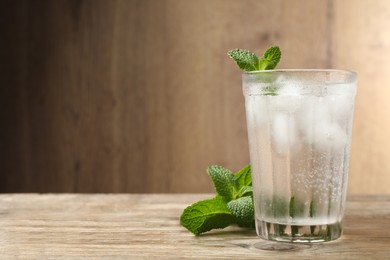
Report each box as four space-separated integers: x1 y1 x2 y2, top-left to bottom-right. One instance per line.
228 46 281 96
227 46 281 71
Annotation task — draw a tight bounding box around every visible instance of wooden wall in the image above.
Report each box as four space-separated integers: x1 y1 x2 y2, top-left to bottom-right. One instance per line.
1 0 389 194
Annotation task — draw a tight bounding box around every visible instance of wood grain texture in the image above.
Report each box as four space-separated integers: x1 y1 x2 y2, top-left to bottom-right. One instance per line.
0 194 389 259
0 0 389 193
332 0 390 194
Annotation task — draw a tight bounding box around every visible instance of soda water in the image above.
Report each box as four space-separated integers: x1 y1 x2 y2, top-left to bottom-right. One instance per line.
243 70 357 242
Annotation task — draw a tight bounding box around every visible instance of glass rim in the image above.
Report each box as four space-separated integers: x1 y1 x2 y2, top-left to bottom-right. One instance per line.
243 69 356 75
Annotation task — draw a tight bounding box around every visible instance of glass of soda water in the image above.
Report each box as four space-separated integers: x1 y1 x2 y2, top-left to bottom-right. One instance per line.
242 70 357 243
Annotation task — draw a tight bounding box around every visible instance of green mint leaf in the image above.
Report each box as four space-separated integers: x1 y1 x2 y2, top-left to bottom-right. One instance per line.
289 196 305 218
180 197 235 235
180 164 256 235
263 195 288 218
289 196 296 218
263 86 278 96
207 165 237 200
309 200 317 235
258 46 281 70
310 200 317 217
227 196 255 228
263 46 281 66
234 164 252 188
289 196 305 236
236 186 253 198
227 49 259 72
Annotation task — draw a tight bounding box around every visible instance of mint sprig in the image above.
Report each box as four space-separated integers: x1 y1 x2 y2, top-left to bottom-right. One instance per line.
227 46 281 72
258 46 281 70
180 164 325 236
226 49 259 72
207 166 237 201
180 165 254 235
235 164 252 187
179 197 236 235
227 196 254 228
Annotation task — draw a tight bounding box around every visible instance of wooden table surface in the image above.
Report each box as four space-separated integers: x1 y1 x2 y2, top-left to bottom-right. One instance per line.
0 194 389 259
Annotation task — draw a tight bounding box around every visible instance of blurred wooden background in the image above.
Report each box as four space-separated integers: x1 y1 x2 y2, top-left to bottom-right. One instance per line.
1 0 389 194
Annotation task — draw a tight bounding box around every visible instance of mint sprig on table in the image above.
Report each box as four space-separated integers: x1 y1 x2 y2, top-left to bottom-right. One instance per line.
180 165 254 235
180 164 320 236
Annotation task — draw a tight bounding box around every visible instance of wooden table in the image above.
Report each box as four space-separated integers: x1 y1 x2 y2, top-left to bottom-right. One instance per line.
0 194 389 259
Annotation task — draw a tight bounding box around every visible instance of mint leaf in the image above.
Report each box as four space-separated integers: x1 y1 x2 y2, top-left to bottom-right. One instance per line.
227 196 255 228
310 200 317 218
264 195 289 218
180 197 235 235
234 164 252 188
236 186 253 198
228 46 281 72
289 196 296 218
289 196 305 236
289 196 305 218
180 164 255 235
227 49 259 72
263 86 278 96
310 200 317 235
258 46 281 70
207 165 237 200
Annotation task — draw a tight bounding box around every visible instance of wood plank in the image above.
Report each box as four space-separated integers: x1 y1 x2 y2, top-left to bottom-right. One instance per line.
0 194 389 259
332 0 390 194
0 0 329 193
1 0 388 194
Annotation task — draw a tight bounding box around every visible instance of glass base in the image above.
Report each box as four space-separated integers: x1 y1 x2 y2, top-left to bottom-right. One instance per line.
256 219 343 243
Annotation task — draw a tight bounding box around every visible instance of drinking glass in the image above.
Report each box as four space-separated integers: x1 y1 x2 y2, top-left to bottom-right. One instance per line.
243 70 357 242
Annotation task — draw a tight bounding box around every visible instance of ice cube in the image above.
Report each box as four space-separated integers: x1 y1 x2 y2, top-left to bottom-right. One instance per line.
269 84 303 112
243 82 263 96
312 120 347 151
278 83 301 96
245 95 268 126
271 112 296 155
297 96 349 149
323 95 354 121
297 96 317 143
316 96 334 121
326 83 356 96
